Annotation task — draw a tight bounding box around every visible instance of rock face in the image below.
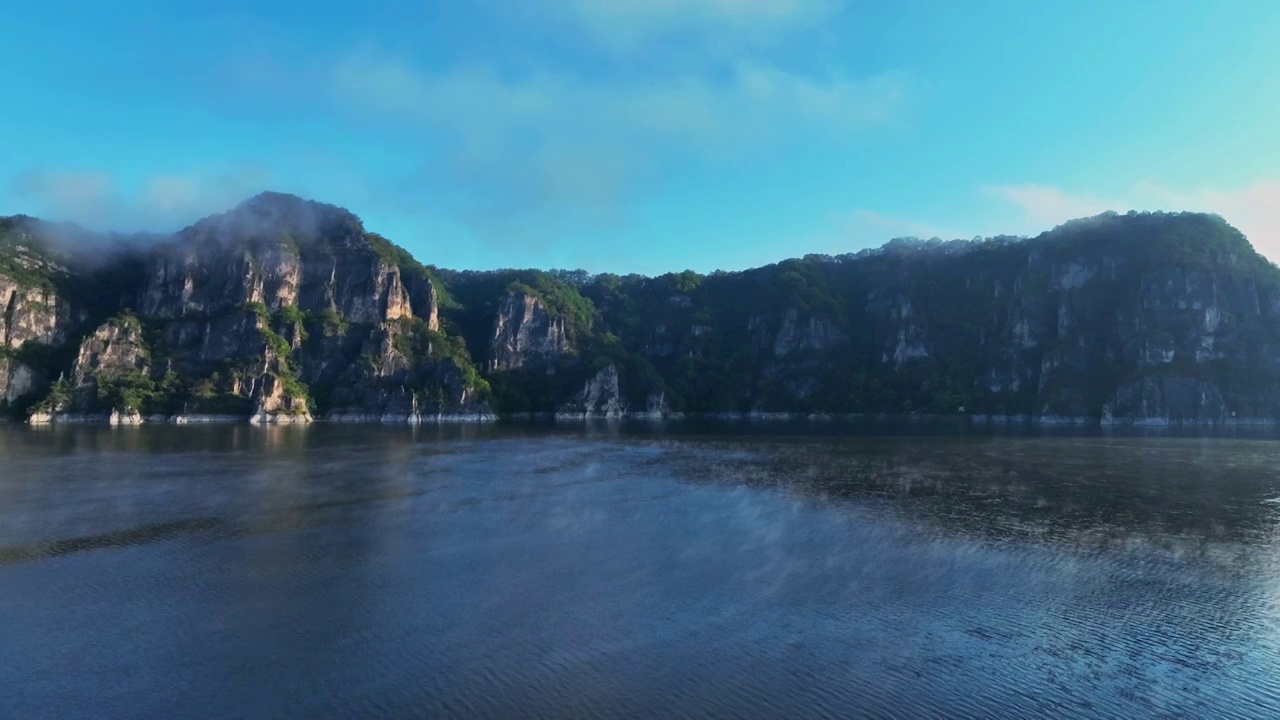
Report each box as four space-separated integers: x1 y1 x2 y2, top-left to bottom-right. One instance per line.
558 364 626 418
489 292 570 372
0 359 41 405
771 307 848 357
1 193 489 423
63 315 151 415
1 277 72 349
121 194 475 424
1102 376 1231 426
563 211 1280 423
323 321 493 422
0 219 81 415
141 193 437 325
72 316 150 386
3 199 1278 425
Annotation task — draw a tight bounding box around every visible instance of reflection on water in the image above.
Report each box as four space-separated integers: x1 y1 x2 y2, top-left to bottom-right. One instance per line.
2 423 1280 718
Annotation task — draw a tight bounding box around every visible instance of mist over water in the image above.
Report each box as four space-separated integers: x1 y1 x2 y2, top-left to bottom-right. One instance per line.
3 424 1280 718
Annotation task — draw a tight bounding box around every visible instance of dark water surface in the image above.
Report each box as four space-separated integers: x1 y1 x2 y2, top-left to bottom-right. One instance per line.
4 423 1280 718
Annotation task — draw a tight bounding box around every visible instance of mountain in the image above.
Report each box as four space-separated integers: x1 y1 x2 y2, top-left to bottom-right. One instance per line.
2 192 1278 426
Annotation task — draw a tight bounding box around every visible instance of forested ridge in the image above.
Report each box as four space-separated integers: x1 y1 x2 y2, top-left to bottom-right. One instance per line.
1 194 1275 425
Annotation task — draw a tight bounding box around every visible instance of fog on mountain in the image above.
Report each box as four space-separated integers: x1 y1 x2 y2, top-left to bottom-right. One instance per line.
1 193 1275 427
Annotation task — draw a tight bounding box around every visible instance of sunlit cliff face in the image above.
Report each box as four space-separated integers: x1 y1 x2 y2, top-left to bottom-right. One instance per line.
4 199 1280 426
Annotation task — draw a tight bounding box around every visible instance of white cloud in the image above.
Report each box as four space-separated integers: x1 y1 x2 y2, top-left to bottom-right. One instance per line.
1130 181 1280 261
332 52 908 240
333 55 904 151
8 170 117 224
981 184 1115 229
7 166 272 232
548 0 841 52
984 180 1280 261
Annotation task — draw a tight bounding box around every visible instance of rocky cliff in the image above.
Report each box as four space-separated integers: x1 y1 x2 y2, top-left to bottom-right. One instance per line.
2 194 488 424
488 291 571 372
3 196 1278 425
557 363 627 419
0 217 83 416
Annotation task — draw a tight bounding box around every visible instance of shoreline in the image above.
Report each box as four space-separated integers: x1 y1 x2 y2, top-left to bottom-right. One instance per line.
12 410 1280 427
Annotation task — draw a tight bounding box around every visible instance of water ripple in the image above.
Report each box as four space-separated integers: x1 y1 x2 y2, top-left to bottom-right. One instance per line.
2 426 1280 718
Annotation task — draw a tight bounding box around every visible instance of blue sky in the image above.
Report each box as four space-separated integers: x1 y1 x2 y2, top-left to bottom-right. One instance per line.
3 0 1278 273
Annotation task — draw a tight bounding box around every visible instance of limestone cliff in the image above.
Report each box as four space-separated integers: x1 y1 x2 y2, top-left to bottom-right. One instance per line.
124 194 473 423
1 276 73 349
557 364 626 419
324 320 493 422
3 193 488 423
488 291 571 372
0 358 42 407
141 193 431 324
560 211 1280 423
4 197 1278 426
71 315 150 387
0 217 82 415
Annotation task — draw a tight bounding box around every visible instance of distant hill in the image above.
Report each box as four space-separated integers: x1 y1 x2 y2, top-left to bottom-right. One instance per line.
3 193 1277 425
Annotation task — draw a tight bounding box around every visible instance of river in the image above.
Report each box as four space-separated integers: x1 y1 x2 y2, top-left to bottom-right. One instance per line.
2 423 1279 718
